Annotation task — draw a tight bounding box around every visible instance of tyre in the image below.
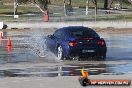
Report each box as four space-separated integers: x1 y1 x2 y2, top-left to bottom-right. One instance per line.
101 53 106 60
98 55 106 61
102 55 106 60
57 45 64 60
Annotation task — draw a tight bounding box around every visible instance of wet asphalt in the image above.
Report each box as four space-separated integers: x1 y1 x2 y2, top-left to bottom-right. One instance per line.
0 28 132 77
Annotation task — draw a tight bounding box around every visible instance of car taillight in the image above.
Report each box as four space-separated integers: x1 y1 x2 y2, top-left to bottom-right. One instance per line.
98 39 105 46
69 41 77 47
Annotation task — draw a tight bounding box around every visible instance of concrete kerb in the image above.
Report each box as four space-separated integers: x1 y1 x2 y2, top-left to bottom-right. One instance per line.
0 22 4 29
5 21 132 29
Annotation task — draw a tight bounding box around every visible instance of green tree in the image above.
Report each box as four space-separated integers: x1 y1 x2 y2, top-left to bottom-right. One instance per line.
122 0 131 4
38 0 48 10
17 0 29 4
92 0 97 14
14 0 49 15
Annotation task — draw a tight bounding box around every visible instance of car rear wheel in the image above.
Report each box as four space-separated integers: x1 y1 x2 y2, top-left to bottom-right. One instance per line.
57 45 64 60
97 55 106 61
101 55 106 60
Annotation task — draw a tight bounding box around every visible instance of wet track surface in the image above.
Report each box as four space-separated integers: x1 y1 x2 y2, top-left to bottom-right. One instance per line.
0 28 132 77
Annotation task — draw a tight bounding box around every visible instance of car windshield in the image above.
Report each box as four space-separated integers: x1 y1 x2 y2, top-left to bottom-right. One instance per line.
69 28 99 38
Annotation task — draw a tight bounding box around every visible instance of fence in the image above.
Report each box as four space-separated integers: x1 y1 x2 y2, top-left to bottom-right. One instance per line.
0 4 132 22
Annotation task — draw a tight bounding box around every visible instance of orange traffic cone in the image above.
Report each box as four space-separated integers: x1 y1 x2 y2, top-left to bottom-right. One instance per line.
44 10 49 22
7 36 12 54
7 36 12 46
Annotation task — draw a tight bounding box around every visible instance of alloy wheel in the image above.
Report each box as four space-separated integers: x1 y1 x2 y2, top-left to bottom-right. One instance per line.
57 46 63 60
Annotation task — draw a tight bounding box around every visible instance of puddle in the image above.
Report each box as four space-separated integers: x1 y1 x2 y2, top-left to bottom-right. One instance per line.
0 63 132 77
0 64 108 77
106 34 132 60
0 29 132 77
1 29 132 62
0 29 47 63
109 63 132 74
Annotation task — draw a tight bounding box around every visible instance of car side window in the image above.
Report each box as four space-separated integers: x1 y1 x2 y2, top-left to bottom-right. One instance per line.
53 29 65 39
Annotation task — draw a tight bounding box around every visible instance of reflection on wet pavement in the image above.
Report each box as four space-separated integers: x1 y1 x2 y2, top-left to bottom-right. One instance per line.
0 29 132 77
0 64 108 77
0 62 130 77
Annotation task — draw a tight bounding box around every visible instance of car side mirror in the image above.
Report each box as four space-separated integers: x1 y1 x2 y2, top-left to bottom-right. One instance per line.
48 34 54 39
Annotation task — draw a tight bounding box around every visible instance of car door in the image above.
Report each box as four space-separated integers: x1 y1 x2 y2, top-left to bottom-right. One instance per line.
53 29 65 52
48 29 64 52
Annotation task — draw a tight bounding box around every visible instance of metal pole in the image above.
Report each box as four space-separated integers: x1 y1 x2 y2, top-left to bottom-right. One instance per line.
95 5 97 22
86 0 89 15
94 0 97 22
64 0 67 16
14 0 16 17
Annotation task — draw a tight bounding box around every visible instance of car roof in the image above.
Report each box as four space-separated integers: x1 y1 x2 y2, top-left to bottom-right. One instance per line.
60 26 93 31
57 26 99 38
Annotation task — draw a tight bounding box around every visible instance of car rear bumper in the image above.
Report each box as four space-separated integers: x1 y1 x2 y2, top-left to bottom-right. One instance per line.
65 47 107 58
